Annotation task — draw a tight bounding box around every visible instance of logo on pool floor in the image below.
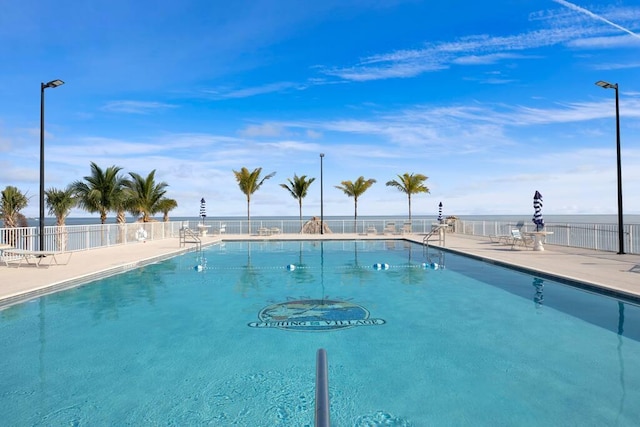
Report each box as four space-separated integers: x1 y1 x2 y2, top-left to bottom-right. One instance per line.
248 299 385 331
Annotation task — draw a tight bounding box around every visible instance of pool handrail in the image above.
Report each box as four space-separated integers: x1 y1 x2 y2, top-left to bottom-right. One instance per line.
315 348 330 427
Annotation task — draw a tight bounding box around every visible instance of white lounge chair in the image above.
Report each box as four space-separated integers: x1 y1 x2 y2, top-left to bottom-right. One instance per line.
489 233 512 244
2 248 72 268
511 230 533 250
383 223 396 235
490 221 524 244
401 222 412 234
0 244 14 266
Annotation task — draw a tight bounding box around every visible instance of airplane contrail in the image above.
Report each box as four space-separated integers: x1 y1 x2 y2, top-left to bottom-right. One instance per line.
553 0 640 39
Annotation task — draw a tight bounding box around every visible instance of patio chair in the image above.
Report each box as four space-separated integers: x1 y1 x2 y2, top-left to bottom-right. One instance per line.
0 244 14 266
511 229 533 250
400 222 412 234
383 222 396 235
490 221 525 244
2 248 72 267
489 234 509 243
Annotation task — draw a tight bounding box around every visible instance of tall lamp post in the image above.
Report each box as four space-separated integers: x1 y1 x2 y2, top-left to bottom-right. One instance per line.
320 153 324 235
40 79 65 251
595 80 624 254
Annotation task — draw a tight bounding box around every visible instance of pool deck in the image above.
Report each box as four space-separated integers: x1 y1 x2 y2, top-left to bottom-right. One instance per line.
1 233 640 307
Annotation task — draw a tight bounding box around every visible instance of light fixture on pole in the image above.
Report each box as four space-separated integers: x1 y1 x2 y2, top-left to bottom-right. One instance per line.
595 80 624 254
40 79 65 252
319 153 325 235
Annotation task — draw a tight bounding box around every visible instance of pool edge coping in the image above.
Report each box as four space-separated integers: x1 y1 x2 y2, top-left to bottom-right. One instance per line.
0 243 219 310
429 243 640 305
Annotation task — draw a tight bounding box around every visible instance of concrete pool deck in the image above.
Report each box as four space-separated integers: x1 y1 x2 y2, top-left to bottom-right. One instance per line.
1 233 639 307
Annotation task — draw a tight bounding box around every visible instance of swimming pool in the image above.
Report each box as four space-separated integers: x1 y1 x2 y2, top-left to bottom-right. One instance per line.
1 240 639 425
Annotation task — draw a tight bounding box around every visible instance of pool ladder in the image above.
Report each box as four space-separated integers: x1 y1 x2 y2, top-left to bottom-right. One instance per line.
179 227 201 251
315 348 330 427
423 225 446 268
422 224 446 247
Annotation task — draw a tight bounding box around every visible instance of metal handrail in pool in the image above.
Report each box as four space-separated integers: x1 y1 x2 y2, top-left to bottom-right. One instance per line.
315 348 330 427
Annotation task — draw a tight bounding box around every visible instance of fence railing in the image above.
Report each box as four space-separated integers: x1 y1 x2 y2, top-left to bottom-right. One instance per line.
455 220 638 254
0 218 637 254
0 222 185 252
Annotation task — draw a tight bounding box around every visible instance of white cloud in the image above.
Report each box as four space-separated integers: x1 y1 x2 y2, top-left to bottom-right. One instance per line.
452 53 537 65
204 81 304 99
593 61 640 70
552 0 640 40
102 101 177 114
568 35 640 49
322 4 640 83
239 123 288 138
306 129 322 139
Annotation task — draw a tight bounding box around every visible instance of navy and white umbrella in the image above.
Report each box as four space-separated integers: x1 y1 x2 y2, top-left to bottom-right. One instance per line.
199 198 206 224
437 202 443 223
532 191 544 231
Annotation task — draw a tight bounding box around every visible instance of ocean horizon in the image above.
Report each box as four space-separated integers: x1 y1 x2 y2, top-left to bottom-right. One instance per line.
10 214 640 228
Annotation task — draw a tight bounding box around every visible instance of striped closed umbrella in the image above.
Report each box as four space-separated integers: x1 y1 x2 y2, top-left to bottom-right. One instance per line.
199 198 206 224
532 191 544 231
437 202 443 223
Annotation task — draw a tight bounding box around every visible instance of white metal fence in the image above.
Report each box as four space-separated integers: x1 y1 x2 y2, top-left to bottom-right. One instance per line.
0 218 637 254
0 222 183 252
455 220 638 254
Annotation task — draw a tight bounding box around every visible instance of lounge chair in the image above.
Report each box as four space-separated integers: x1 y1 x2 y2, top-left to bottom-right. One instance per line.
366 225 378 235
383 222 396 235
0 244 14 266
2 248 72 267
401 222 412 234
511 229 533 250
490 221 525 244
489 221 524 245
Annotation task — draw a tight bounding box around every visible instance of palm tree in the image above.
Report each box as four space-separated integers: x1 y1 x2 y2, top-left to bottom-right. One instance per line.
71 162 127 224
112 185 134 225
123 170 169 222
334 176 377 227
233 167 276 232
280 174 315 229
45 186 76 250
1 186 29 228
45 186 76 226
157 198 178 222
0 186 29 247
385 173 430 221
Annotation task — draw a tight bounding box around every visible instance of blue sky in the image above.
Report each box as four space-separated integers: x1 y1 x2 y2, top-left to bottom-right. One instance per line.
1 0 639 220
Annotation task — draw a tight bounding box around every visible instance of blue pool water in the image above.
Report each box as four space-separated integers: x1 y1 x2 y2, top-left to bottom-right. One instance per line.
1 240 639 426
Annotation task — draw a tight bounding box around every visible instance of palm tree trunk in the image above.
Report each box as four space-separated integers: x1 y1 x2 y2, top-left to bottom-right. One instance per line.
354 199 358 232
247 197 251 234
408 194 412 221
299 200 303 232
55 218 66 251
